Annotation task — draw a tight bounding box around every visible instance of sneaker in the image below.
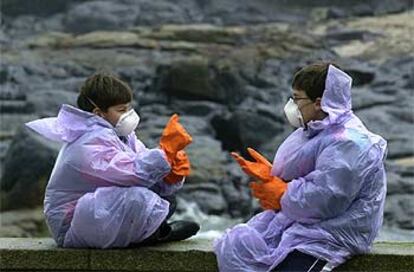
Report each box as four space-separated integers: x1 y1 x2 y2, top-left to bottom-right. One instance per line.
160 220 200 243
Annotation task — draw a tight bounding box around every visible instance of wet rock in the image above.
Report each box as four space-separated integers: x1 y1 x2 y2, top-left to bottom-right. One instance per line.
1 127 61 210
0 140 12 161
21 62 68 80
345 67 376 86
252 59 297 90
384 194 414 230
0 114 39 139
0 100 34 114
64 1 140 34
352 87 396 111
136 112 229 192
25 32 73 49
332 11 414 59
64 31 154 49
324 29 379 44
133 0 198 26
179 183 227 215
0 208 48 237
179 116 216 136
387 139 414 159
379 56 414 90
137 111 210 142
134 112 171 148
386 159 414 178
386 171 414 195
26 90 78 117
0 64 27 85
0 1 412 238
114 65 154 94
356 106 414 159
169 100 226 118
152 57 247 105
4 14 66 39
139 24 246 45
260 128 294 159
200 0 308 25
323 0 412 18
185 136 227 185
212 109 285 153
221 161 252 218
0 27 10 47
1 0 72 17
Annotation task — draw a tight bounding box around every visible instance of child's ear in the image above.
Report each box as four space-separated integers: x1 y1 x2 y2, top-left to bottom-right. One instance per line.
93 108 103 118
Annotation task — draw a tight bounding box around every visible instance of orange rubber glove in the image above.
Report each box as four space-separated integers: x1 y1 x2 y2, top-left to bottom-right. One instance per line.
231 148 273 183
249 176 287 210
160 114 193 163
164 150 191 184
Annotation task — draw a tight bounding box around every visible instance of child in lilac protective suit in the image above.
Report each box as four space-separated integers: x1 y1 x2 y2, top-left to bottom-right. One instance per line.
215 63 387 272
26 72 199 248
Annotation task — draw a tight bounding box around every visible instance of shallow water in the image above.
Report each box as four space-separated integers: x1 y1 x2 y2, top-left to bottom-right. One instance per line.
172 199 414 242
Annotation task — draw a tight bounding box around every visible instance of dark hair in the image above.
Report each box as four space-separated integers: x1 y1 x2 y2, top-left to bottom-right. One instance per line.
77 72 133 112
291 62 340 101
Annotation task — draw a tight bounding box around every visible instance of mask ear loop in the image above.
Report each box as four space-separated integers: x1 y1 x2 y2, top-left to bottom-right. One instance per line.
85 96 100 111
298 114 305 128
297 100 314 128
85 96 108 121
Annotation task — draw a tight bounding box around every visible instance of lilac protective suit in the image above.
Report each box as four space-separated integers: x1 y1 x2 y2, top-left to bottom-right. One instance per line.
26 105 183 248
214 65 387 271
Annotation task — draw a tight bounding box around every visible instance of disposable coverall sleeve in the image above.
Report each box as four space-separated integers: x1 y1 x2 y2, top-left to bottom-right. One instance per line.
280 140 365 224
77 134 171 187
151 177 185 196
128 133 186 195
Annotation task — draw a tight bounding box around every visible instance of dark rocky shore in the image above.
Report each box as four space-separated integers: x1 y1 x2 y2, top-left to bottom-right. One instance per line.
0 0 413 237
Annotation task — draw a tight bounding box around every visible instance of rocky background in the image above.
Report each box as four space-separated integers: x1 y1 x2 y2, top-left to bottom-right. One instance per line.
0 0 413 238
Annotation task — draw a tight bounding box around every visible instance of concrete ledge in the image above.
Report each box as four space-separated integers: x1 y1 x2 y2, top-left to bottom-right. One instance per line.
0 238 413 271
0 238 216 272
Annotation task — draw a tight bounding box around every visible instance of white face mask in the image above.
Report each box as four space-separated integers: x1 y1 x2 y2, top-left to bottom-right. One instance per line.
114 109 140 136
284 98 305 128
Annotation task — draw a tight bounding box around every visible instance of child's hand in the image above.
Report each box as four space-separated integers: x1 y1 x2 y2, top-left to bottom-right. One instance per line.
231 148 273 183
164 150 191 184
249 176 287 210
160 114 192 162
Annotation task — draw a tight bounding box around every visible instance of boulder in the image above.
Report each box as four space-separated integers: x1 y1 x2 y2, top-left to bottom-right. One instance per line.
65 32 154 49
169 100 226 118
0 114 40 140
1 0 72 17
137 113 227 185
179 183 227 215
64 1 140 34
0 100 34 114
1 127 61 210
386 171 414 195
384 194 414 230
133 0 197 26
0 208 48 237
259 127 294 159
153 57 246 105
185 136 227 185
26 90 77 117
220 161 253 218
139 24 246 45
356 105 414 159
351 87 396 111
0 64 27 85
345 66 376 86
212 108 285 154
